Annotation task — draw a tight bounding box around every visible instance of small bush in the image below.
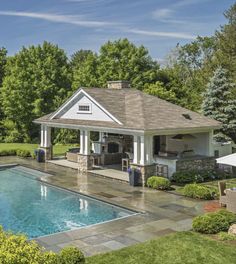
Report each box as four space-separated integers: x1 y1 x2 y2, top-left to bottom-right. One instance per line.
147 176 171 190
0 226 57 263
182 183 215 200
218 232 236 241
192 210 236 234
16 149 31 158
0 226 85 263
0 149 17 156
58 247 85 264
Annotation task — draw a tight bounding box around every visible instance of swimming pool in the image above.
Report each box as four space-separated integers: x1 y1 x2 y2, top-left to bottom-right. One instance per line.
0 166 135 238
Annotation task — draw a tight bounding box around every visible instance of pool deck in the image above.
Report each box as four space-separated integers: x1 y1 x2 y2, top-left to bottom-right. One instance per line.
0 156 207 257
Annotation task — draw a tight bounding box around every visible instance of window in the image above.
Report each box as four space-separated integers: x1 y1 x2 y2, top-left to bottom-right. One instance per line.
78 104 92 113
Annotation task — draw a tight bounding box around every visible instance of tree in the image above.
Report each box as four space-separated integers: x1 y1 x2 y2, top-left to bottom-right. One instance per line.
1 42 71 142
202 67 236 142
71 51 99 90
163 37 217 111
97 38 160 88
143 81 177 103
0 47 7 141
0 47 7 87
215 3 236 79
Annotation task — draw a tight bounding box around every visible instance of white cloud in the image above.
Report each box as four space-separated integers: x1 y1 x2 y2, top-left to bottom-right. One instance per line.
152 8 173 19
0 11 116 28
126 28 196 40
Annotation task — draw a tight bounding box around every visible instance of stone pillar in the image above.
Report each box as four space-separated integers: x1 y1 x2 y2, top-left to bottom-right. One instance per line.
77 154 93 172
78 130 92 171
131 134 155 186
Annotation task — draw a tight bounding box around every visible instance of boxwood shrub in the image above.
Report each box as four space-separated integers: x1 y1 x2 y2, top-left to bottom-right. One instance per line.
147 176 171 190
0 226 85 263
192 210 236 234
182 183 215 200
16 149 31 158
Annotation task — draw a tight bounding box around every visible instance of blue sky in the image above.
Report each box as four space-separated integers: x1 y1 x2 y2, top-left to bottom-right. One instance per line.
0 0 235 62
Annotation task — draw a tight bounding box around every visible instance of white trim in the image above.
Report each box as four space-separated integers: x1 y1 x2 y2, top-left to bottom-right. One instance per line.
50 88 122 125
34 120 145 135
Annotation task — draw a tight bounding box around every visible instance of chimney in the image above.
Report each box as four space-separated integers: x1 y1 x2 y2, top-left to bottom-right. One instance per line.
107 80 130 89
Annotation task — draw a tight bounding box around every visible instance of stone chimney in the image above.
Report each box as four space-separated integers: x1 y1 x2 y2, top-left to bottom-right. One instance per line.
107 80 130 89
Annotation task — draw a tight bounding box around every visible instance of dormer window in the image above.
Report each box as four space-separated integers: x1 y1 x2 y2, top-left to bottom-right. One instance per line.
78 104 92 113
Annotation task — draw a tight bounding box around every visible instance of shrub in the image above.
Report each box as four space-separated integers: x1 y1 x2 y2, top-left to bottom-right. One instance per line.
58 247 85 264
192 210 236 234
0 149 17 156
147 176 171 190
171 169 232 184
182 183 215 200
0 226 85 264
0 226 57 263
16 149 31 158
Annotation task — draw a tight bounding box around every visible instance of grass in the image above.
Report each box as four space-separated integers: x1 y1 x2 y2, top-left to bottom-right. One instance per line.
0 143 76 156
86 232 236 264
176 178 236 198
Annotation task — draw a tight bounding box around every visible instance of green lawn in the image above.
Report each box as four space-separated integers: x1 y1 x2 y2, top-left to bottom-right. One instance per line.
86 232 236 264
0 143 76 156
202 178 236 190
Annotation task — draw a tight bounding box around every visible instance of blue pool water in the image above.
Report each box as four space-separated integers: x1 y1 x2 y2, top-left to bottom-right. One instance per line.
0 166 135 238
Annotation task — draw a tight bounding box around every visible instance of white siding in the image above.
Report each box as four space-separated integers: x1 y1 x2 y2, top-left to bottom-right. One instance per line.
60 95 114 122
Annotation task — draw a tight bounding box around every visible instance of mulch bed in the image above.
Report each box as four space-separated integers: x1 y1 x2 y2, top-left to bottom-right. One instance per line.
204 200 222 212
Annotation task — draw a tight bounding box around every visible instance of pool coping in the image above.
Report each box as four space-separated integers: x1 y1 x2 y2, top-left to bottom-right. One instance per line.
1 164 144 242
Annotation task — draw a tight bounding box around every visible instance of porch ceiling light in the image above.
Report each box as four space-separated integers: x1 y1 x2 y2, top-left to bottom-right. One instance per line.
171 134 196 141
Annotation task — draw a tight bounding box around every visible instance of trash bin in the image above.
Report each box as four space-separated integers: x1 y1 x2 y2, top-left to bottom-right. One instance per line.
128 168 141 186
35 149 45 162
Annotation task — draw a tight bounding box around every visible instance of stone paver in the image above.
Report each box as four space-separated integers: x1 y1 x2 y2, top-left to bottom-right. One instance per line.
0 157 207 257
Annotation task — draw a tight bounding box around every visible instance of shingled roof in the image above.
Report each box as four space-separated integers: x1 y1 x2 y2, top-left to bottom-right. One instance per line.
34 87 221 132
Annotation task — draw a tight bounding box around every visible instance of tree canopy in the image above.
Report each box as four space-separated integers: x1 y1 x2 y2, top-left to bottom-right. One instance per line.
1 42 71 142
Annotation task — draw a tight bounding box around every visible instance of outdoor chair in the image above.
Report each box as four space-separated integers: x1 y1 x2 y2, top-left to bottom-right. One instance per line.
218 181 227 207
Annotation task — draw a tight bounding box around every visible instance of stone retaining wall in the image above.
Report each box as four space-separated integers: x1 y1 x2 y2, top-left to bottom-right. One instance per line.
176 157 216 172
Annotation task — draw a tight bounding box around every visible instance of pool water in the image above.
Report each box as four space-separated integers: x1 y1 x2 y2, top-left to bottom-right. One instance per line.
0 166 135 238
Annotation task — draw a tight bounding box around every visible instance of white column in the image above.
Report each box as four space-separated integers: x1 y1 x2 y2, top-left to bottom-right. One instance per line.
140 135 145 165
133 135 139 164
145 135 153 165
80 130 84 154
84 130 90 155
44 126 51 147
40 125 45 147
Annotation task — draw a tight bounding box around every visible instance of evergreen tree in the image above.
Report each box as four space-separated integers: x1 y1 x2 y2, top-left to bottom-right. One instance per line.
202 67 236 142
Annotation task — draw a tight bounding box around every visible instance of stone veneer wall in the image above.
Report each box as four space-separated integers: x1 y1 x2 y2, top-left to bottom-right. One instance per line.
131 164 156 187
40 146 52 161
77 154 93 172
176 157 216 172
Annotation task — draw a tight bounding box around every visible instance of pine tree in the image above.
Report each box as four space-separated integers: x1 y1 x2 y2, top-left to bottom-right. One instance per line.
202 66 236 142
